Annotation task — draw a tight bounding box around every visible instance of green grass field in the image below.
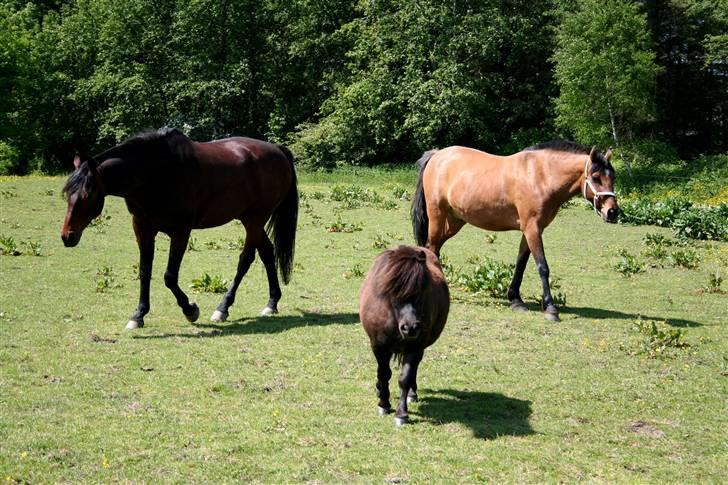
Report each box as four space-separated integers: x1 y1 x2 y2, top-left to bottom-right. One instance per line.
1 171 726 483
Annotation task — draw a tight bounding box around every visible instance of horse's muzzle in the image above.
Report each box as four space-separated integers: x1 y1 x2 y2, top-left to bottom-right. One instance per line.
604 207 619 224
61 232 81 247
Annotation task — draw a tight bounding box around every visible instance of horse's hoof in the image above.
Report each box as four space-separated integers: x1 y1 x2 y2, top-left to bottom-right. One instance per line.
544 312 560 322
185 303 200 323
394 416 409 426
407 394 418 404
377 406 392 416
510 301 528 312
260 306 278 316
210 310 228 323
126 319 143 330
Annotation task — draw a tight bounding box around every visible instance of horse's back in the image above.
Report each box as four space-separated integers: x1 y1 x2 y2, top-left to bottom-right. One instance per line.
423 146 524 230
188 137 295 228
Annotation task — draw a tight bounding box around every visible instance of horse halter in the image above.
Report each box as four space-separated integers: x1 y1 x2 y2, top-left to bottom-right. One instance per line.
582 157 615 215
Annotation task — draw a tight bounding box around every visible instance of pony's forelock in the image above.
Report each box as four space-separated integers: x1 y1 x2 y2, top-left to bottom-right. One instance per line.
377 246 432 303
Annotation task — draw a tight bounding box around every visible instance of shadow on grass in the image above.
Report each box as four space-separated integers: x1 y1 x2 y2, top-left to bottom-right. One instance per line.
514 302 702 327
132 310 360 339
559 305 702 328
414 388 534 440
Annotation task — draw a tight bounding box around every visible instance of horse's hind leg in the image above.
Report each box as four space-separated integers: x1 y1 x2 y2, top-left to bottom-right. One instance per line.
395 349 423 426
508 234 531 312
257 233 281 316
211 226 261 322
165 230 200 323
374 347 393 416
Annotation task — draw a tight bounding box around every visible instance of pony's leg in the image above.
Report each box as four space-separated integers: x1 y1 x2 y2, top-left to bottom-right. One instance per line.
257 233 282 316
523 227 559 321
165 231 200 323
374 347 393 416
211 227 261 322
127 219 158 329
507 234 531 312
395 349 423 426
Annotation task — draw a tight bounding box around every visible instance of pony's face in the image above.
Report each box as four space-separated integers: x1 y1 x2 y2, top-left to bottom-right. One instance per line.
61 155 105 247
588 149 619 223
395 303 421 340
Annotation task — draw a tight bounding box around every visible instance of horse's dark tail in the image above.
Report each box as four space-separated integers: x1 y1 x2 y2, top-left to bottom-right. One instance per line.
411 150 436 247
267 145 299 284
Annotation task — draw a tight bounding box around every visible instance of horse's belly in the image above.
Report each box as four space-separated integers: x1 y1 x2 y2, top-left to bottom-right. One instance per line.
463 206 521 231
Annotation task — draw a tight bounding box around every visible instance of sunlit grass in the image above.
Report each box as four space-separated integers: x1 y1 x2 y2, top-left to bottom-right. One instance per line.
0 171 726 482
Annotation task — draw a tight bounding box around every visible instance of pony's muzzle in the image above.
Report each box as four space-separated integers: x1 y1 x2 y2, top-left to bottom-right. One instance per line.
61 231 81 247
399 323 421 340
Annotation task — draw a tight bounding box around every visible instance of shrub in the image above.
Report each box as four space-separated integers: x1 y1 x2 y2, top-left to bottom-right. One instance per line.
620 199 727 242
0 142 21 175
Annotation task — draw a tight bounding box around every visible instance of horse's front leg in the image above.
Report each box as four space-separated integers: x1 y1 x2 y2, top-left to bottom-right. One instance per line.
126 219 158 329
165 230 199 322
524 227 559 321
508 234 531 312
374 347 393 416
395 349 423 426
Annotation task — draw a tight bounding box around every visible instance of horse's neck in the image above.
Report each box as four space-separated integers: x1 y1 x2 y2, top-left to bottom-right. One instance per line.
553 153 587 202
97 158 144 197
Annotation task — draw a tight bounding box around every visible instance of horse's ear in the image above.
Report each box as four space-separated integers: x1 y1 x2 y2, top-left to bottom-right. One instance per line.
605 148 613 161
73 152 82 170
589 146 597 161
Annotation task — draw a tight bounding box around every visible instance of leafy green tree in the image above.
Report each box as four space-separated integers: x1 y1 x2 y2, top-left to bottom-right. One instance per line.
292 0 556 167
552 0 660 153
642 0 728 155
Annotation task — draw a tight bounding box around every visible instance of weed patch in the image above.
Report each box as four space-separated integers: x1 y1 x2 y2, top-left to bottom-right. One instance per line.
0 234 21 255
614 249 645 277
459 256 514 298
189 273 229 293
326 217 363 233
628 319 690 358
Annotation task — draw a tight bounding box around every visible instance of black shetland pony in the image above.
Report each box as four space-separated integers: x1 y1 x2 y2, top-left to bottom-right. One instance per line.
359 245 450 426
61 128 298 329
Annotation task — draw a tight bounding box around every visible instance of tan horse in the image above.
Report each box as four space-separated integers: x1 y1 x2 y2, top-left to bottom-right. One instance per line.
411 140 618 321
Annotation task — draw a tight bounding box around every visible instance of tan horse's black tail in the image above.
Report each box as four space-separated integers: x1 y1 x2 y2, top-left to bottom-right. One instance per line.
411 150 436 247
268 145 298 284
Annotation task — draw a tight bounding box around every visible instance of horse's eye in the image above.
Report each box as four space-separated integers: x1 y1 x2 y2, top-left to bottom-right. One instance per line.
592 175 601 183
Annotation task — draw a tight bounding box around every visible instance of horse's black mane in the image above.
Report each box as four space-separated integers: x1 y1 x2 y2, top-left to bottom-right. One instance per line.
63 128 193 197
62 161 93 197
526 139 613 170
93 127 193 164
526 139 590 154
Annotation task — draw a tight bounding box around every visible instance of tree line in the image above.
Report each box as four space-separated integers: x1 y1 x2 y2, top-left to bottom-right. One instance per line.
1 0 726 173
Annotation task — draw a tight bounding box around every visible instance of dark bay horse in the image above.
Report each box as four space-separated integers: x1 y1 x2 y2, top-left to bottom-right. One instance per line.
360 245 450 426
411 140 618 321
61 128 298 329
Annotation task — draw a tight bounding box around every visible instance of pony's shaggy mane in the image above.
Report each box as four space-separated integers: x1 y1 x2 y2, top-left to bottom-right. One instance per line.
376 245 432 303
